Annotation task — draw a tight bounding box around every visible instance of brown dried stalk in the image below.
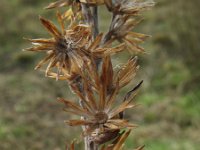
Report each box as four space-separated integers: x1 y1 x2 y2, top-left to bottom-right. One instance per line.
24 0 154 149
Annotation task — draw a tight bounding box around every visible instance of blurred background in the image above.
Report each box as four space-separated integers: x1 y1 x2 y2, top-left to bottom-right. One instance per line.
0 0 200 149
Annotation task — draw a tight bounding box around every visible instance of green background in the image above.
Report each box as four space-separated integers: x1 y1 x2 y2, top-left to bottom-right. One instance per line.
0 0 200 149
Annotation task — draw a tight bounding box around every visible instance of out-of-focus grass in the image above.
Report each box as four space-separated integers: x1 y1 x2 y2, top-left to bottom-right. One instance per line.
0 0 200 149
125 138 199 150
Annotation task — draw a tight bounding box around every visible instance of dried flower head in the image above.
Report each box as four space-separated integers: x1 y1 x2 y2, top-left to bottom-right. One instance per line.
105 0 154 14
24 13 128 80
25 0 154 148
24 14 93 78
110 16 150 53
103 0 154 53
58 56 142 144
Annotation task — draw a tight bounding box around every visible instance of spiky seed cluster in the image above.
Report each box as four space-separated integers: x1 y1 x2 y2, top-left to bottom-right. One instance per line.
24 15 91 78
25 0 154 149
58 56 141 144
104 0 154 53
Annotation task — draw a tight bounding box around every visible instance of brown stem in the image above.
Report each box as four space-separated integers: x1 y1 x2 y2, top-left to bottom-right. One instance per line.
92 6 99 38
102 14 116 45
81 4 100 150
81 3 93 25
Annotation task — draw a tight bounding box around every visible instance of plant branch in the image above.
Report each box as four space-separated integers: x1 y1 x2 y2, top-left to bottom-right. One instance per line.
92 6 99 38
102 13 116 45
81 4 100 150
81 3 93 25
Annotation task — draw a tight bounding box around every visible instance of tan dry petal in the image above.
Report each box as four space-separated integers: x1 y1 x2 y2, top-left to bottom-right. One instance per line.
46 71 71 80
85 59 101 89
56 11 65 33
35 52 54 70
88 33 103 52
83 78 98 110
105 79 119 111
65 119 93 126
23 45 54 52
101 56 113 93
124 38 145 53
62 8 74 20
45 0 72 9
109 101 137 119
104 43 126 56
70 84 96 113
39 17 62 39
25 38 55 44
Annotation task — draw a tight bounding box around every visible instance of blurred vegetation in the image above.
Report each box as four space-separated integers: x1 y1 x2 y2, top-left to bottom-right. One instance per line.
0 0 200 149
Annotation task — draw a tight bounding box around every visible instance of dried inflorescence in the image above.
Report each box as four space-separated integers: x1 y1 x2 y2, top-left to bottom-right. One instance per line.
104 0 154 53
58 56 141 144
25 0 154 149
24 14 125 80
24 15 91 77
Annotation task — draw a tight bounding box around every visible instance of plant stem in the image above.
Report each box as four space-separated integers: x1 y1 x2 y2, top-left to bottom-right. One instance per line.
81 4 100 150
92 6 99 38
102 14 116 45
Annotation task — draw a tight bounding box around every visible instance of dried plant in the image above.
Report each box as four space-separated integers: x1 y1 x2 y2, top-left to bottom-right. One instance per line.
24 0 154 149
